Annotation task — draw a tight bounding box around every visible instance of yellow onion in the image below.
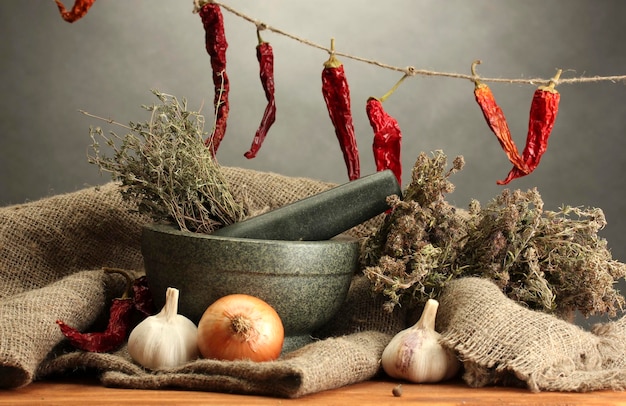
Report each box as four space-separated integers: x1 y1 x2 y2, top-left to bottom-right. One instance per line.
197 294 284 362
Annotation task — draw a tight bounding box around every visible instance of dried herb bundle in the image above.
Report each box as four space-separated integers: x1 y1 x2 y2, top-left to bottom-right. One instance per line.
88 90 247 233
362 150 626 318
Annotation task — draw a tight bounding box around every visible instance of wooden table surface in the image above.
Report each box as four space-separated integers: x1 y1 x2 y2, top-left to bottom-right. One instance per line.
1 377 625 405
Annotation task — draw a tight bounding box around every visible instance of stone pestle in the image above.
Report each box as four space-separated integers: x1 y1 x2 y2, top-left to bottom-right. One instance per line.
212 169 402 241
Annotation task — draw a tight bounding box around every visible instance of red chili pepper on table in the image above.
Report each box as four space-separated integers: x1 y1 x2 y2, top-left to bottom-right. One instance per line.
198 1 230 156
56 268 134 353
244 31 277 159
132 275 156 317
471 61 528 174
365 74 408 185
497 69 562 185
54 0 96 23
322 39 360 181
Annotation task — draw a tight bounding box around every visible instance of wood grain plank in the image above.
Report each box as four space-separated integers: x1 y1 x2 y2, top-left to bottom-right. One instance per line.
0 378 625 406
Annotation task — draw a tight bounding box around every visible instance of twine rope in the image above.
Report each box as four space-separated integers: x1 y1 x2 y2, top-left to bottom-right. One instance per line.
208 0 626 87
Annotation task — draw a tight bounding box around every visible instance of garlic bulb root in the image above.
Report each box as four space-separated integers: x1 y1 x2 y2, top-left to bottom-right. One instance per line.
381 299 460 383
128 287 199 370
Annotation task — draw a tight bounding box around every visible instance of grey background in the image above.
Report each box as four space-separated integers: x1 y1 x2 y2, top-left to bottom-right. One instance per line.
1 1 625 324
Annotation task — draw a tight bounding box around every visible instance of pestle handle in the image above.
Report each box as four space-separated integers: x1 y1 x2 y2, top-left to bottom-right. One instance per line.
212 170 401 241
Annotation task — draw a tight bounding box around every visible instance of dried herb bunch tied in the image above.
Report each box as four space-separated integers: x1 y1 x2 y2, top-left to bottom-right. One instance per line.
362 150 626 318
88 90 247 233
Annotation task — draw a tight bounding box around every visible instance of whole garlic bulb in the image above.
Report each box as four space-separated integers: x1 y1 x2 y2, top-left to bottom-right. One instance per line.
128 287 199 370
381 299 460 383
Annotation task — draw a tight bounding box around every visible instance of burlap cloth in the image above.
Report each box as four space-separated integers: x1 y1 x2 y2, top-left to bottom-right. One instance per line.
0 167 404 397
437 277 626 392
2 166 625 396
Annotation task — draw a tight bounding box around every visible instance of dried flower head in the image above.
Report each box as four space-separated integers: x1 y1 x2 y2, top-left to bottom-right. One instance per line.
362 150 626 318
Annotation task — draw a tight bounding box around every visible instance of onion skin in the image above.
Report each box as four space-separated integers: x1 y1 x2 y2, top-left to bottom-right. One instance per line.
197 294 284 362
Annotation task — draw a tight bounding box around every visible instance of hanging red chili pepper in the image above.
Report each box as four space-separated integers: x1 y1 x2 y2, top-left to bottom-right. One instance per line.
54 0 97 23
322 39 360 181
471 61 528 174
366 74 408 185
367 98 402 185
244 30 277 159
56 268 134 353
497 69 562 185
197 1 230 156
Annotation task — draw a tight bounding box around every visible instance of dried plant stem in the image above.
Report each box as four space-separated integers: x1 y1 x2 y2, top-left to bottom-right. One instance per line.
87 89 247 233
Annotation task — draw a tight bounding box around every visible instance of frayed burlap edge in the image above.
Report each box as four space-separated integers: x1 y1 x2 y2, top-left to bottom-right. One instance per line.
437 277 626 393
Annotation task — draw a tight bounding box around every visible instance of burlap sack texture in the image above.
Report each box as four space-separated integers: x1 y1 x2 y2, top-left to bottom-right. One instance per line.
0 167 403 397
437 277 626 392
3 166 626 396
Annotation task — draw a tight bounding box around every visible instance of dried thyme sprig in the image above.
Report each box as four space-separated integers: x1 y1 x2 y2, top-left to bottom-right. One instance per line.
362 150 626 318
87 90 247 233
